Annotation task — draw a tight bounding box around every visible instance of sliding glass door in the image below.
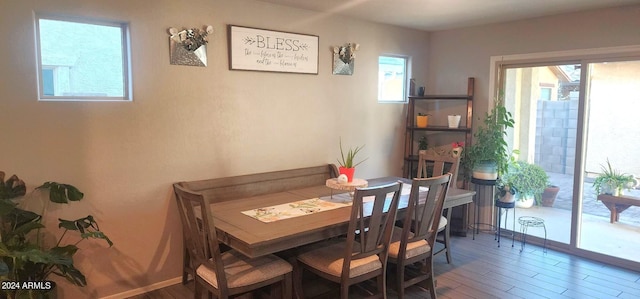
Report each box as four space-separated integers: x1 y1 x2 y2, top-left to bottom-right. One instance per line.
501 63 580 245
580 59 640 261
498 57 640 267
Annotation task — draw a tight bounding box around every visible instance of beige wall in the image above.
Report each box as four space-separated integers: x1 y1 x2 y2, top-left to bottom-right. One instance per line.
2 0 640 297
0 0 429 297
428 4 640 118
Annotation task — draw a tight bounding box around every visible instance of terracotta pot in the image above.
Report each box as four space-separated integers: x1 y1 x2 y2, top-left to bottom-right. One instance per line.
541 185 560 207
338 167 355 182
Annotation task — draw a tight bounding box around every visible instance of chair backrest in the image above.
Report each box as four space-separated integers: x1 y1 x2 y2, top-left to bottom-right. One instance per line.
342 181 403 277
401 174 451 251
173 183 229 293
417 150 460 188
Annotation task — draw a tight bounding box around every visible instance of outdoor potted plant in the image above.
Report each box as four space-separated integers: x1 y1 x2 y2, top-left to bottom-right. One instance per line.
337 139 368 182
0 171 112 299
500 161 549 208
463 96 515 180
593 159 638 196
541 184 560 207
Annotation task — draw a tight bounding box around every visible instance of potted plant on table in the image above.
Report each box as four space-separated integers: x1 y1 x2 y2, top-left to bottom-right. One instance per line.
593 159 638 197
416 113 429 128
337 139 368 182
499 161 549 208
462 96 516 180
0 171 112 299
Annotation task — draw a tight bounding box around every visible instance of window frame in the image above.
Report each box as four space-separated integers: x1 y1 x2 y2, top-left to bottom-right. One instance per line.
35 13 132 102
377 54 410 103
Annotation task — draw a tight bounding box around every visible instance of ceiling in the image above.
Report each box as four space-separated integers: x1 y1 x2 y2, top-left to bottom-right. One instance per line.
255 0 640 31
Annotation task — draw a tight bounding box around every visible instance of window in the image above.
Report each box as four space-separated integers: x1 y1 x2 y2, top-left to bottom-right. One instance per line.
378 55 408 102
539 87 552 101
35 15 131 101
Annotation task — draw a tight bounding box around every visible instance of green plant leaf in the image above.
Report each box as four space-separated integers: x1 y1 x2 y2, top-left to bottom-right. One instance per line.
58 216 97 233
37 182 84 204
0 260 8 276
13 222 45 236
0 173 26 200
0 199 17 217
50 245 79 258
81 231 114 247
52 263 86 287
338 138 367 168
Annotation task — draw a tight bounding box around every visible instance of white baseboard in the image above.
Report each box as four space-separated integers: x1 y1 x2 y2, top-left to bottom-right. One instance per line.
100 276 183 299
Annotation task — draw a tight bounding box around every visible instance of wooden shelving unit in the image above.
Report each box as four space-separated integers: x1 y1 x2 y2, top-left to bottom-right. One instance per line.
403 77 475 178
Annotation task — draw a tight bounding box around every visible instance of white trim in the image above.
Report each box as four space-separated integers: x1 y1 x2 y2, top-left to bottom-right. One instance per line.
489 45 640 102
99 277 183 299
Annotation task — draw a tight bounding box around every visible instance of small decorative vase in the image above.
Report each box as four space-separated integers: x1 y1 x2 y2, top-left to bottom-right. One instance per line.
447 115 461 128
416 115 428 128
338 167 355 182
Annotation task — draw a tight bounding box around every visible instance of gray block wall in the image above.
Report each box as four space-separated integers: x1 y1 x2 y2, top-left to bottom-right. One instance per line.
535 100 578 175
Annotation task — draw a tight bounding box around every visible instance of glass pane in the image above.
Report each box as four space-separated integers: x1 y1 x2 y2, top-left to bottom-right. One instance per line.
581 60 640 262
378 56 406 102
42 69 54 96
38 18 125 98
502 64 580 245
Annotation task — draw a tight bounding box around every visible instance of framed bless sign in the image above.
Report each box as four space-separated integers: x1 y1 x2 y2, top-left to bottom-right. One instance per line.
228 25 319 74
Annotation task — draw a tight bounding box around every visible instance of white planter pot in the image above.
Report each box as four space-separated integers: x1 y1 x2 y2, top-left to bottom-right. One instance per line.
472 161 498 180
448 115 461 128
515 194 535 208
498 192 515 203
601 184 624 196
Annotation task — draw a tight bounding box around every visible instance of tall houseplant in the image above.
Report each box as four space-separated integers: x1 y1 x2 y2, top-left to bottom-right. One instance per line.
0 172 112 299
463 96 515 180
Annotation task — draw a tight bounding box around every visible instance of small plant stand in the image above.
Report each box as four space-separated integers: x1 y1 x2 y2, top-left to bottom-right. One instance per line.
518 216 547 253
495 200 515 248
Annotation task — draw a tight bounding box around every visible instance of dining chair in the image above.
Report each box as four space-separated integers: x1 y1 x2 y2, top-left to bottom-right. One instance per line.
387 174 451 299
416 150 460 264
293 181 403 299
173 183 293 299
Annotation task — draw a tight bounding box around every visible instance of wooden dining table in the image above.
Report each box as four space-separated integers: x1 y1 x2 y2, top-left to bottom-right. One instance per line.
211 176 476 258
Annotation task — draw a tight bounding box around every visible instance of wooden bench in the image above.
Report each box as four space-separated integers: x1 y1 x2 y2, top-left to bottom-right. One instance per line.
174 164 339 283
597 194 640 223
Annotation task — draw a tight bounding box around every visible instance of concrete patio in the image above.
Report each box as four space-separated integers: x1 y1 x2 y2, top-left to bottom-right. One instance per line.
496 172 640 263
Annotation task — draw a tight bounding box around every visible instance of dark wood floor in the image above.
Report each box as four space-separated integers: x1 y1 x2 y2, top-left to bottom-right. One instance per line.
129 232 640 299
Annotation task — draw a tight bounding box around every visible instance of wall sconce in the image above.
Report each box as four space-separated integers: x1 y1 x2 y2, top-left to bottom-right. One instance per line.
332 43 359 75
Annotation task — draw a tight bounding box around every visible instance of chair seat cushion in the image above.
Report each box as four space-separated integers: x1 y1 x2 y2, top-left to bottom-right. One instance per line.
196 250 292 289
388 227 430 259
297 241 382 278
